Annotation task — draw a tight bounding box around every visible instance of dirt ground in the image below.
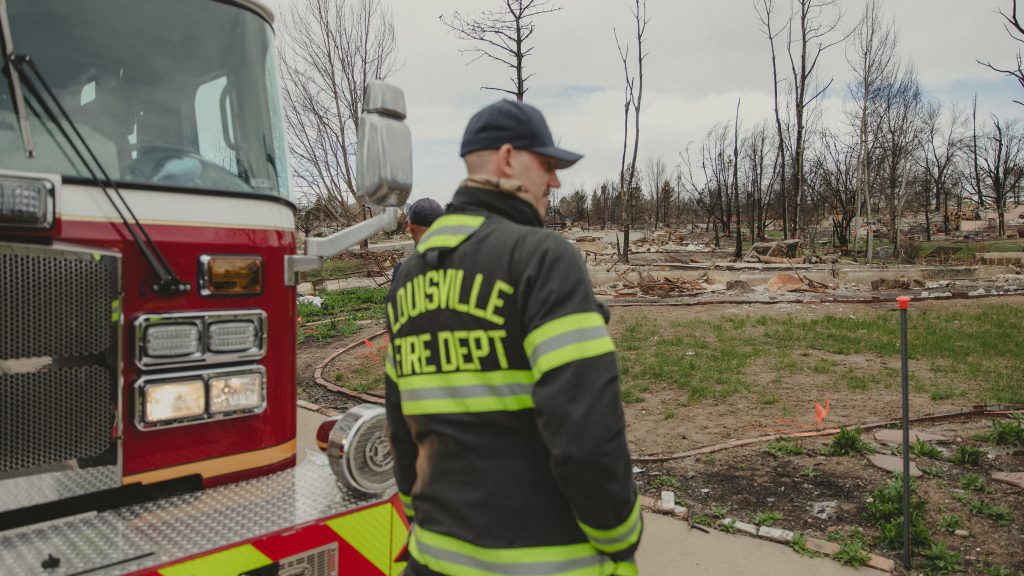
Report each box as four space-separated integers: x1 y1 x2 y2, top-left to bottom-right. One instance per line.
639 419 1024 574
297 295 1024 574
611 297 1024 458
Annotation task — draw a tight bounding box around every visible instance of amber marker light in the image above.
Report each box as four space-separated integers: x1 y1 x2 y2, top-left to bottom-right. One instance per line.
199 255 263 296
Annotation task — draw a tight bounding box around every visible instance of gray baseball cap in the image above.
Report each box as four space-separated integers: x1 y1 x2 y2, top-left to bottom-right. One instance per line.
459 100 583 169
408 198 444 227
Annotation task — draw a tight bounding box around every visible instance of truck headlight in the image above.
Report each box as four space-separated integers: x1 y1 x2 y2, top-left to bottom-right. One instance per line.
144 322 202 358
209 370 264 414
208 320 259 353
0 176 54 229
142 379 206 424
136 367 266 430
135 311 265 369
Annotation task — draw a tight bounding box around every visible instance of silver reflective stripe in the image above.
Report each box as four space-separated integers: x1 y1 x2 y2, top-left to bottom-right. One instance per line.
528 326 610 367
400 382 533 402
414 536 607 576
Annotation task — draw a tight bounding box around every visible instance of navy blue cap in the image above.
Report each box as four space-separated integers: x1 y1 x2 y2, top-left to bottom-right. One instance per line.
459 100 582 169
408 198 444 227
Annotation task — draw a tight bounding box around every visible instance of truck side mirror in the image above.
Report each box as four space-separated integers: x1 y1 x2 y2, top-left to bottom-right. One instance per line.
356 81 412 207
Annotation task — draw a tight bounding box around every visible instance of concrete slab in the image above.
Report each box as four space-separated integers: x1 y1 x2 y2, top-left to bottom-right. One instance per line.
990 471 1024 489
722 518 758 536
873 429 952 445
758 526 794 542
977 252 1024 266
866 454 923 477
636 513 864 576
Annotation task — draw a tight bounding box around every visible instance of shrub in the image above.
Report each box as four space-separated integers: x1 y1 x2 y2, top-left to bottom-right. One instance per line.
648 475 681 491
831 529 871 568
984 418 1024 446
969 499 1014 526
921 542 963 575
765 436 803 457
938 513 963 533
824 427 874 456
920 465 948 478
950 445 987 467
910 439 944 460
960 473 985 491
790 533 821 558
753 510 783 527
865 474 931 550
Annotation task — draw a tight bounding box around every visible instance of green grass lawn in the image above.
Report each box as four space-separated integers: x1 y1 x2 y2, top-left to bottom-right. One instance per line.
616 303 1024 406
298 287 388 342
919 238 1024 260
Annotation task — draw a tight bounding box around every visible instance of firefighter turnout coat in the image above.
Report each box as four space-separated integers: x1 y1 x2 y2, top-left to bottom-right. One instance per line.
385 182 642 576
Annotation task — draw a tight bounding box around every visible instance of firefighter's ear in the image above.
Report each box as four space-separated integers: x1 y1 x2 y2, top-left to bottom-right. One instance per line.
495 143 516 177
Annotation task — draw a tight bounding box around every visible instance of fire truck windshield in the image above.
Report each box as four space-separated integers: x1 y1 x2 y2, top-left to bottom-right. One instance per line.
0 0 290 199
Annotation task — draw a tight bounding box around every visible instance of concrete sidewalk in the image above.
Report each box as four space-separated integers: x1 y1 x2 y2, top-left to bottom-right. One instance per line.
636 512 863 575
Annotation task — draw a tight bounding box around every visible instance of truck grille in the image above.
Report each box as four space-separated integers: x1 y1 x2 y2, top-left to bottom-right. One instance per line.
0 242 120 474
279 542 338 576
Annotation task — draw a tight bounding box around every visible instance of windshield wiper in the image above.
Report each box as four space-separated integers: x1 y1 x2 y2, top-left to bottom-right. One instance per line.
0 0 32 157
8 55 190 295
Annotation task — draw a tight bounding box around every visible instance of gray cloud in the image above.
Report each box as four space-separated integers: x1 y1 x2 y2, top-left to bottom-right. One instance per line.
265 0 1023 205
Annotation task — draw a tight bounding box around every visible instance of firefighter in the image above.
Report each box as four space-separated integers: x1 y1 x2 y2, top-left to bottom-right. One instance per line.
407 198 445 244
385 99 641 576
393 198 445 283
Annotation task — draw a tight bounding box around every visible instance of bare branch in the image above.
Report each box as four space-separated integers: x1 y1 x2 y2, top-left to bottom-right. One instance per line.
441 0 562 100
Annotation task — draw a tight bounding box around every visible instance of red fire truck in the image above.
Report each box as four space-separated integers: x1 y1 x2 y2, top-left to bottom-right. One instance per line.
0 0 411 574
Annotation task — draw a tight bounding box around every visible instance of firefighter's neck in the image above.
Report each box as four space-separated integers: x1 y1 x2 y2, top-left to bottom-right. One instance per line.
462 174 543 219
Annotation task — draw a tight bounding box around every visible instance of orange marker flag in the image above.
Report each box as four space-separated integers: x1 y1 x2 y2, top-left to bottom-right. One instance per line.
363 338 374 348
815 399 831 424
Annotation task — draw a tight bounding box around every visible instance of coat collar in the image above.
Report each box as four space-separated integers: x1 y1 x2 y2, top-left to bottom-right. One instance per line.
449 178 545 228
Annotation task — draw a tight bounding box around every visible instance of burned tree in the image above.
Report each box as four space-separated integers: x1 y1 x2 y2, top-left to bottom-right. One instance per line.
788 0 847 240
919 101 965 237
440 0 561 101
846 0 897 261
813 129 858 252
744 121 781 242
614 0 649 263
979 116 1024 236
280 0 397 225
558 187 590 226
876 67 925 251
979 0 1024 105
645 157 668 229
755 0 791 239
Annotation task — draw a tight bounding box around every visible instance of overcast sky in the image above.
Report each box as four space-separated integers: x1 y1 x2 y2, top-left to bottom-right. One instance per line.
265 0 1024 206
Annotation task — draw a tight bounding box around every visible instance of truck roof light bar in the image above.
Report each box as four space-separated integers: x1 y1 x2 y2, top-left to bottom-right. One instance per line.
10 55 190 295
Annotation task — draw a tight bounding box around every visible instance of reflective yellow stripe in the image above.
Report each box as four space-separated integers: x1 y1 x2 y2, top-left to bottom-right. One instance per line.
524 312 615 377
386 345 398 381
159 544 271 576
397 370 536 415
416 214 485 253
612 559 638 576
400 492 415 518
327 502 409 576
409 525 615 576
578 497 642 554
